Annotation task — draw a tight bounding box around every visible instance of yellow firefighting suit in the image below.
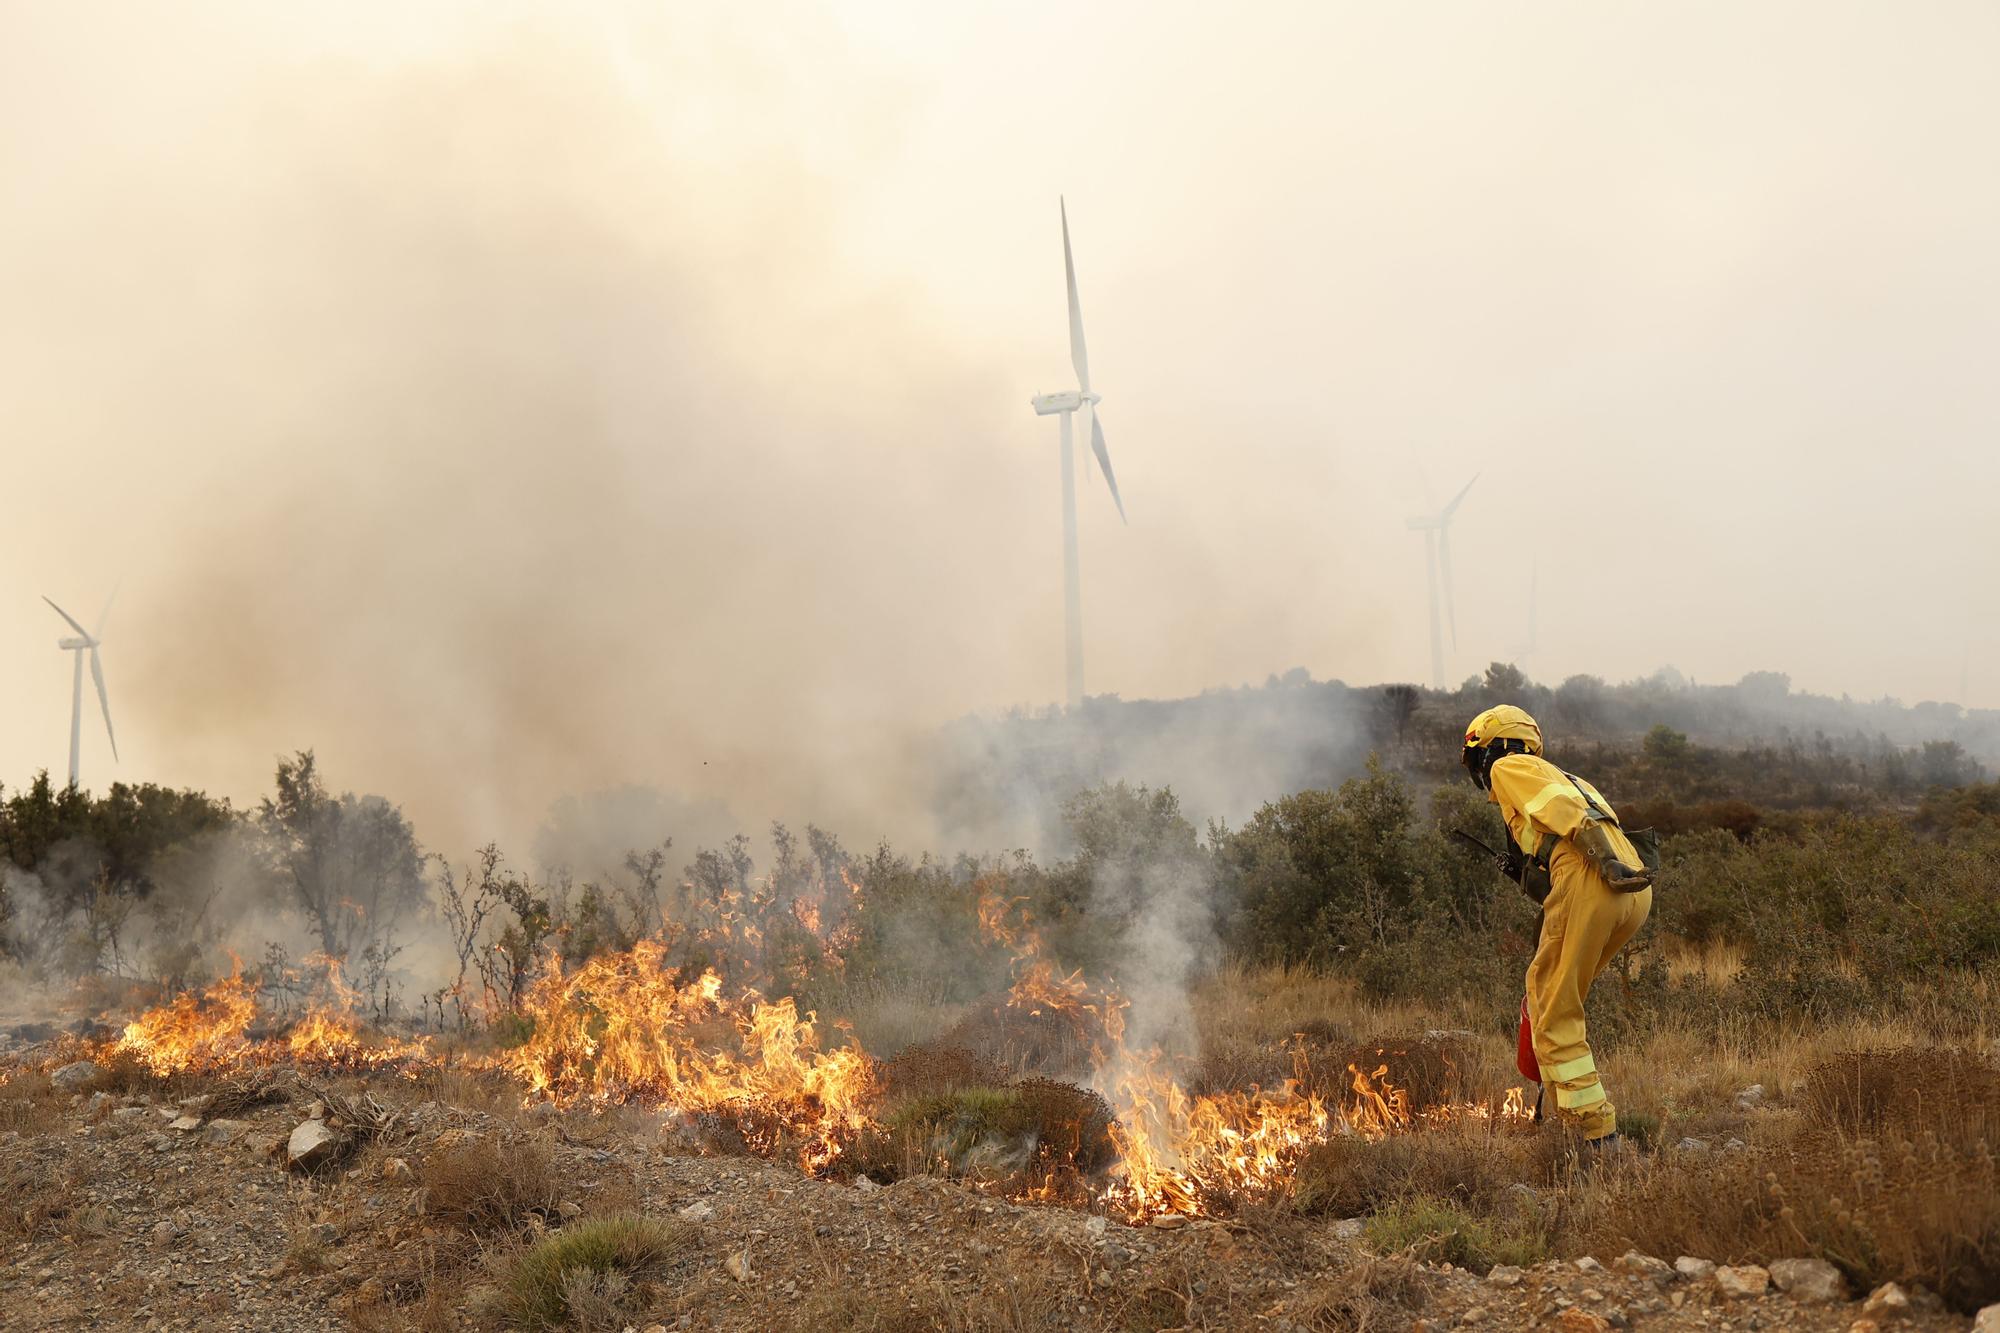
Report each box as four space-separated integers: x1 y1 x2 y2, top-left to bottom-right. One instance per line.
1487 752 1651 1140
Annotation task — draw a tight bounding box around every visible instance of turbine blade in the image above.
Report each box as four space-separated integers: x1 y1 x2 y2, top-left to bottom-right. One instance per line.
90 647 117 761
1441 472 1480 522
95 582 121 637
1090 411 1126 524
42 596 90 640
1441 528 1459 650
1061 198 1090 393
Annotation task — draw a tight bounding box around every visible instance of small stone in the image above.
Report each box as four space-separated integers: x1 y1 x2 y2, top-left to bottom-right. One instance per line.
556 1201 583 1220
430 1127 479 1149
1736 1083 1766 1109
1574 1256 1604 1273
1722 1137 1748 1153
1582 1288 1606 1302
1331 1217 1364 1240
853 1177 879 1194
1487 1265 1524 1288
1149 1213 1188 1230
111 1106 147 1120
1770 1258 1845 1303
1676 1136 1709 1153
1971 1304 2000 1333
168 1115 202 1133
177 1094 213 1115
49 1061 99 1090
84 1091 114 1116
1675 1256 1716 1280
1557 1311 1613 1333
310 1222 338 1245
677 1201 714 1222
1083 1215 1108 1237
1850 1321 1881 1333
1861 1283 1909 1320
1715 1264 1770 1299
381 1157 412 1180
286 1119 342 1170
642 1326 667 1333
149 1220 179 1247
201 1119 250 1145
1092 1269 1115 1290
1615 1251 1672 1280
1670 1292 1686 1310
1459 1306 1486 1325
723 1249 751 1282
302 1100 326 1120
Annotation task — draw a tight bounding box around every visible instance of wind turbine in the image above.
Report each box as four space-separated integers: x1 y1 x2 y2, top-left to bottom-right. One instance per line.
1029 198 1125 709
44 595 117 789
1405 474 1478 689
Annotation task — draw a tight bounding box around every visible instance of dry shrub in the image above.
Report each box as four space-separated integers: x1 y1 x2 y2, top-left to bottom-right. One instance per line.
1577 1049 2000 1311
1286 1252 1428 1332
199 1071 295 1122
1292 1121 1560 1219
1010 1077 1117 1176
876 1042 1010 1099
1300 1035 1476 1111
0 1070 62 1134
938 1004 1096 1078
0 1156 80 1239
419 1133 566 1233
1801 1048 2000 1138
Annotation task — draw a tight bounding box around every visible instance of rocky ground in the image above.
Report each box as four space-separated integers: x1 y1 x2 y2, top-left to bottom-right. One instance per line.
2 1054 1995 1332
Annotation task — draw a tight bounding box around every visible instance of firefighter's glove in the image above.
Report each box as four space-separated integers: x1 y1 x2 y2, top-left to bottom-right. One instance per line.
1575 821 1652 892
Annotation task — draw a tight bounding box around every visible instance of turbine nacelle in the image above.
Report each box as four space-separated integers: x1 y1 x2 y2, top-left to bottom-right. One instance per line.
57 635 94 650
1030 390 1097 416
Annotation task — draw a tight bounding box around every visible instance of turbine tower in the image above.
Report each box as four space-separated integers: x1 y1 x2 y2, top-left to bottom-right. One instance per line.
1405 474 1478 689
1030 198 1125 708
44 595 117 789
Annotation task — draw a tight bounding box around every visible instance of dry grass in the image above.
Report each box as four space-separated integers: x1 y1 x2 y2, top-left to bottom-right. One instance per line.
1285 1252 1429 1332
418 1132 567 1233
1291 1119 1563 1219
1573 1047 2000 1311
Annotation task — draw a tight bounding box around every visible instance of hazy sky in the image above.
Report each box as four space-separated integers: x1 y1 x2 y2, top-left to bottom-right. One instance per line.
3 2 1997 851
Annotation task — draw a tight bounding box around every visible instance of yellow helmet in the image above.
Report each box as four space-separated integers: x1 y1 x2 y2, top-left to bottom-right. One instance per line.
1463 705 1543 753
1462 705 1542 789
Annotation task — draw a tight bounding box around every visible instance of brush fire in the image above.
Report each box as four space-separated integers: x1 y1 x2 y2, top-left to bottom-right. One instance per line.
35 876 1531 1226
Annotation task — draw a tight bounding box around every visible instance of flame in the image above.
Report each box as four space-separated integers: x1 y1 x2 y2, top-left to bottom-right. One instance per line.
114 963 258 1075
90 889 1532 1218
498 939 872 1170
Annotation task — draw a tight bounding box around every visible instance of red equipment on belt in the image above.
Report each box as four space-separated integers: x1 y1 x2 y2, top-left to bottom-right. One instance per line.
1516 995 1540 1082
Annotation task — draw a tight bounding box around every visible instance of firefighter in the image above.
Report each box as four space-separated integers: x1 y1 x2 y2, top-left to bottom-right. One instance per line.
1462 705 1652 1143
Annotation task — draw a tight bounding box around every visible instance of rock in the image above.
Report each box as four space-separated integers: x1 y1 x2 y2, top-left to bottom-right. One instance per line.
302 1100 326 1120
1736 1083 1766 1109
381 1157 412 1180
1331 1217 1364 1240
1972 1303 2000 1333
1676 1136 1710 1153
1715 1264 1771 1299
177 1094 213 1115
149 1220 179 1247
1092 1269 1115 1290
1770 1257 1846 1303
1675 1256 1716 1280
1615 1251 1671 1280
1574 1256 1604 1273
1557 1311 1613 1333
556 1201 583 1220
853 1177 879 1194
201 1118 250 1145
1849 1320 1881 1333
430 1127 479 1149
84 1091 114 1116
1458 1306 1486 1325
168 1115 202 1133
723 1249 751 1282
1149 1213 1188 1230
286 1119 343 1170
1722 1137 1748 1153
49 1060 98 1090
1860 1283 1909 1320
677 1201 714 1223
310 1222 338 1245
145 1132 176 1152
1486 1265 1524 1288
112 1106 147 1120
